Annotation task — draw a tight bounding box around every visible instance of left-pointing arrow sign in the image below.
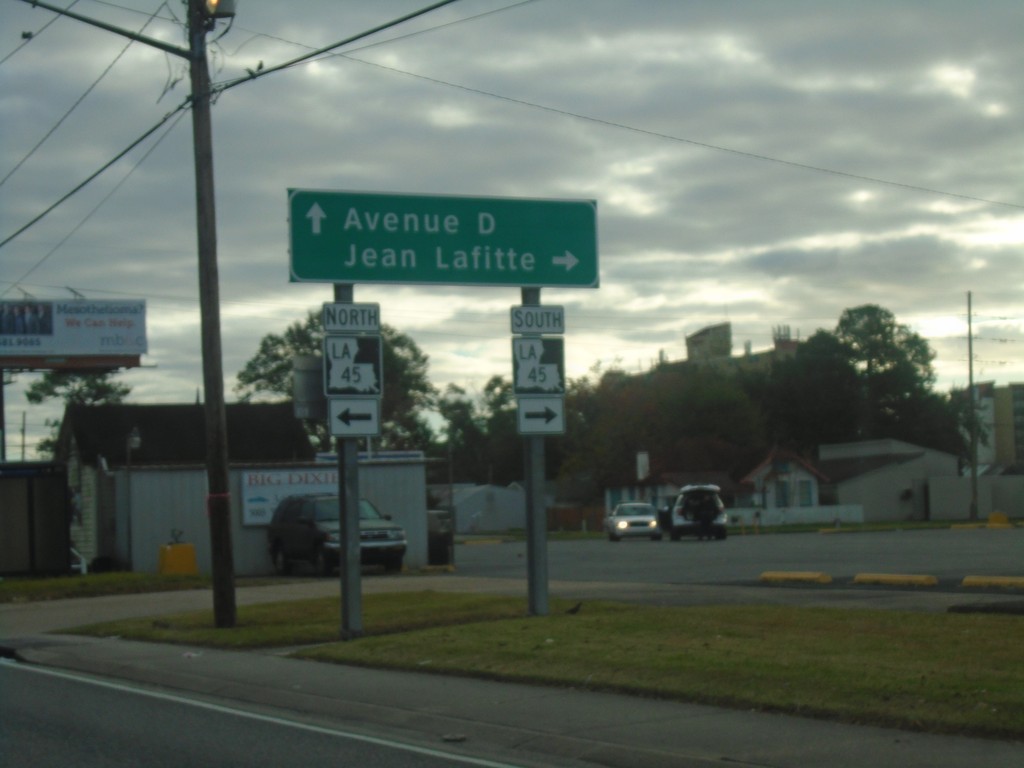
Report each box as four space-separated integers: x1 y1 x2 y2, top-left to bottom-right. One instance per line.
338 408 372 426
328 398 380 437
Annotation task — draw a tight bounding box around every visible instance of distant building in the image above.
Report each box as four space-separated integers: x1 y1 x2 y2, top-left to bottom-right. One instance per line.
685 322 732 363
966 381 1024 466
677 322 800 375
992 382 1024 464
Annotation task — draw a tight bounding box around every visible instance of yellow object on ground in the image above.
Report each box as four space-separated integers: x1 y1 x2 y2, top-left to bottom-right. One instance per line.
759 571 832 584
159 543 199 575
853 573 938 587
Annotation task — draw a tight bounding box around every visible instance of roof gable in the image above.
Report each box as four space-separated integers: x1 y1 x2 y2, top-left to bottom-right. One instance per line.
59 403 315 465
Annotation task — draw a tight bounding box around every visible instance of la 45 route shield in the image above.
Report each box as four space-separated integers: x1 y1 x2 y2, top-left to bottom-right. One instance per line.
289 189 598 288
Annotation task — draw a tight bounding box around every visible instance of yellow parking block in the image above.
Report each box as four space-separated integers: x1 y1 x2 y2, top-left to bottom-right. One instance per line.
853 573 937 587
759 571 832 584
962 575 1024 590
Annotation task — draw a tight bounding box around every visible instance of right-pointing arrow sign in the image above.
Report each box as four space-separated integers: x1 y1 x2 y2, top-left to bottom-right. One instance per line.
552 251 579 272
517 397 565 435
524 406 558 423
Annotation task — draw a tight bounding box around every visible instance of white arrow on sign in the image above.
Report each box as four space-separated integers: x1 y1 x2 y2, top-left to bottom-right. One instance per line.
306 202 326 235
552 251 579 272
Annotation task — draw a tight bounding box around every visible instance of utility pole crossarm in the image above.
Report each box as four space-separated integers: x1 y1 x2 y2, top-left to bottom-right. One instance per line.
17 0 192 59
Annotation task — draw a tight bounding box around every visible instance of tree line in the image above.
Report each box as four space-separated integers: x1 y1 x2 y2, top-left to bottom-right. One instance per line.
24 304 973 501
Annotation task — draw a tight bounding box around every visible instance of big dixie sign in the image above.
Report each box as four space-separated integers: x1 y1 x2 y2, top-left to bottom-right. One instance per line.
288 189 598 288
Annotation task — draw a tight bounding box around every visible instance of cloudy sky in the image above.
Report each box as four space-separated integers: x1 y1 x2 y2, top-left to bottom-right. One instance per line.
2 0 1022 458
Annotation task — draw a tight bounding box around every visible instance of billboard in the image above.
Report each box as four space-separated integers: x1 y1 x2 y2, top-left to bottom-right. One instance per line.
0 300 146 367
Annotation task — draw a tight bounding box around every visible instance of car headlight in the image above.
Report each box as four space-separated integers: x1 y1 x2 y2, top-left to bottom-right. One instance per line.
615 520 628 530
647 520 658 529
389 530 405 541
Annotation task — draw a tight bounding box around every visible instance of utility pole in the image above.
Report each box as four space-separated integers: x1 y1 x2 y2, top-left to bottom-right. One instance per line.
187 0 235 628
19 0 237 625
967 291 979 521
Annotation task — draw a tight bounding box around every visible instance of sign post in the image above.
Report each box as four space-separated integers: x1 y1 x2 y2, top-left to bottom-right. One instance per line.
287 188 600 628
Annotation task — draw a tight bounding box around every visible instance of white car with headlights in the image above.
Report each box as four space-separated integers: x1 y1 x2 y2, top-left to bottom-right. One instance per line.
604 502 662 541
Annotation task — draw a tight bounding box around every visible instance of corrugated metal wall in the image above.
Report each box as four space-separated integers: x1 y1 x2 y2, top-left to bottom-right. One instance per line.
121 461 428 575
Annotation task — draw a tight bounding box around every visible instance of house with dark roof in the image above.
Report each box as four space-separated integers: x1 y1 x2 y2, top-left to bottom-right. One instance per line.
55 402 433 575
57 402 315 571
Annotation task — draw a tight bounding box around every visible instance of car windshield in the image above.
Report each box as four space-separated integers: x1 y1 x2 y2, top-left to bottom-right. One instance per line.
619 504 654 516
311 498 385 522
681 492 719 508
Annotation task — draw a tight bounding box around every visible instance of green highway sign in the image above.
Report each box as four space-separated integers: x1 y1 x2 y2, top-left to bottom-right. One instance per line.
289 189 598 288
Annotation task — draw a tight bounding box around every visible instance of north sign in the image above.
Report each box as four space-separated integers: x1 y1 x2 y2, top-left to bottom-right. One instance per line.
323 302 380 334
289 189 598 288
323 335 383 397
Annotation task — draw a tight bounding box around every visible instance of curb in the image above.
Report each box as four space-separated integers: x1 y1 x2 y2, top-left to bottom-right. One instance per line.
853 573 938 587
759 571 832 584
962 575 1024 589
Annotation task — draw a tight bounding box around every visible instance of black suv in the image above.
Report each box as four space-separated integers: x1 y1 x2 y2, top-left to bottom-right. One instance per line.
266 494 406 575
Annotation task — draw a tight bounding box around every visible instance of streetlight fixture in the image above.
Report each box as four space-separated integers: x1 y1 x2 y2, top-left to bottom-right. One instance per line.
18 0 238 626
205 0 237 19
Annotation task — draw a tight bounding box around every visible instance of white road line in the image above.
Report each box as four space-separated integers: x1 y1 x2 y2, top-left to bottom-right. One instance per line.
2 659 527 768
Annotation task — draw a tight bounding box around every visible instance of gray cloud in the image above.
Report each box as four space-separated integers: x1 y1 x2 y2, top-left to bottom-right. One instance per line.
2 0 1021 457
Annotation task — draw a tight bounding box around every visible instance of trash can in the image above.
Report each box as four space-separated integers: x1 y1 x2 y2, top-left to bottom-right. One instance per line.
427 509 454 566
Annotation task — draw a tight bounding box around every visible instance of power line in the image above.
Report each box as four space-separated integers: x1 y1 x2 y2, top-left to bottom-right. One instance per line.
0 0 467 262
335 55 1023 211
0 98 191 253
0 0 81 66
1 107 189 297
1 2 168 188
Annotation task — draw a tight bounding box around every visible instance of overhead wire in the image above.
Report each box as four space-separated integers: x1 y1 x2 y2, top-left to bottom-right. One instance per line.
0 98 191 254
2 107 190 295
1 1 169 189
0 0 468 260
0 0 81 66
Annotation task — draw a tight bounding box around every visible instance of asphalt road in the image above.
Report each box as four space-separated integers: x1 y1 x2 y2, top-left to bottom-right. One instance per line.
0 662 525 768
453 528 1023 587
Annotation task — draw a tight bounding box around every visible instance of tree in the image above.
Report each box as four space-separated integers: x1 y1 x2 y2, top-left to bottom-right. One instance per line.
25 370 131 456
758 331 863 450
235 310 437 451
833 304 962 450
436 384 490 484
479 375 522 486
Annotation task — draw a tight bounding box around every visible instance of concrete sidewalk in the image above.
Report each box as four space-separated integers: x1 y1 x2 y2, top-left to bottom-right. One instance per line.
2 579 1022 767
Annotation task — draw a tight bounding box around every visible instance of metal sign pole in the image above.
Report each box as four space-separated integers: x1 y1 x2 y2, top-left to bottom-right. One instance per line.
521 287 549 616
334 283 363 639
